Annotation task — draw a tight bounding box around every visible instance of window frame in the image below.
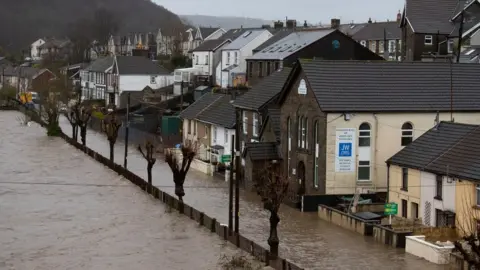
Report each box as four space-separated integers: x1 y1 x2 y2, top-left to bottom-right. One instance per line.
302 117 307 149
205 54 209 65
402 199 408 218
297 116 302 147
435 175 443 200
234 51 239 64
388 40 396 52
314 121 319 188
401 122 414 146
252 113 259 137
357 160 370 181
401 168 408 191
360 40 367 47
359 123 371 147
476 185 480 206
259 62 264 77
150 76 156 84
227 52 230 65
195 54 199 65
425 35 433 45
448 39 454 53
379 40 384 53
242 111 248 134
213 126 217 143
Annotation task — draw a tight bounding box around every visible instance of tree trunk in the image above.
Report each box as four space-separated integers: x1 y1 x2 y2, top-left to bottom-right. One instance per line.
147 163 153 192
81 127 86 146
267 210 280 258
74 126 78 141
71 124 76 139
174 181 185 202
109 141 114 162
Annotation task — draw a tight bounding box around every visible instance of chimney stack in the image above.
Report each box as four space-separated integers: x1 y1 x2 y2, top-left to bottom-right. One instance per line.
274 20 284 29
397 10 402 22
304 20 308 27
368 17 372 23
330 18 340 29
286 19 297 29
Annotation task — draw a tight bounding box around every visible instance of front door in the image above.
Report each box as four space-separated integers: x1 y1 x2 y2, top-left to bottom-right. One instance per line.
297 161 306 196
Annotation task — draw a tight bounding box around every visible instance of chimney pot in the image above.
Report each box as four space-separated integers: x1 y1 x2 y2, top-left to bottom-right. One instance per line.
397 10 402 22
331 18 340 29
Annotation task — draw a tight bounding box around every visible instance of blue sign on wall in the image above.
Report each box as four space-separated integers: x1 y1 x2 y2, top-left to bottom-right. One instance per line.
338 143 352 157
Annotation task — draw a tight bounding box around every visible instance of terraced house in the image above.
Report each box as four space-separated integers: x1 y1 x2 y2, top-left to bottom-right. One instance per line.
240 60 480 206
387 122 480 236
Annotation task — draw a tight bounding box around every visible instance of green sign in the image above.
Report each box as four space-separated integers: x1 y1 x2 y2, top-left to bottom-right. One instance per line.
220 155 232 163
384 203 398 215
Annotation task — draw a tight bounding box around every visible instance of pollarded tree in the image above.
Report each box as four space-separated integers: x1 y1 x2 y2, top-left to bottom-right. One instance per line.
65 105 79 141
37 74 71 136
74 105 92 146
138 140 157 193
453 190 480 267
255 163 289 258
102 112 122 162
164 140 197 202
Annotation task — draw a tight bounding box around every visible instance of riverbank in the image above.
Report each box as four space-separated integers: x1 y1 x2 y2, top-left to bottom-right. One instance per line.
16 108 302 270
0 110 265 270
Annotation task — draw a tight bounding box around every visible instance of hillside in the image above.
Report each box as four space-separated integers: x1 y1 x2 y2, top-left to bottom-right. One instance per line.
0 0 184 53
180 15 271 29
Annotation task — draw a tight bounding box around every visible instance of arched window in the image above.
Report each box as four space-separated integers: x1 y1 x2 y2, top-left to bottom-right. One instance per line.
304 117 308 149
401 122 414 146
314 121 319 188
359 123 371 147
287 117 291 174
297 116 302 147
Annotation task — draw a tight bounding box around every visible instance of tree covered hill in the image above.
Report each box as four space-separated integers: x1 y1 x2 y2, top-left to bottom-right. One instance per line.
0 0 184 54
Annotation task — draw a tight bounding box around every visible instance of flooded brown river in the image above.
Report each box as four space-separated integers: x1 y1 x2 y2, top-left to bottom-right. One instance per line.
59 116 449 270
0 111 260 270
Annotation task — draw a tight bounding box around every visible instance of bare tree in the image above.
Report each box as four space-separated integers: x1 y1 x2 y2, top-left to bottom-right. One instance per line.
102 112 122 162
255 162 289 258
453 188 480 267
138 140 157 193
74 105 92 146
37 74 71 136
164 140 197 202
65 105 79 141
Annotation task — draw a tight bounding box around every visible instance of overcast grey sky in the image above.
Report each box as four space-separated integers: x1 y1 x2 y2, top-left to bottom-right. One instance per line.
154 0 405 24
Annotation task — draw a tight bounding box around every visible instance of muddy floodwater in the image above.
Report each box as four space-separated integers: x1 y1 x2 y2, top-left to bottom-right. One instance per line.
56 116 446 270
0 111 260 270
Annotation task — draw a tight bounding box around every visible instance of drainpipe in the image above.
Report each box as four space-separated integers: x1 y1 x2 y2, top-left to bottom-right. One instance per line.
373 114 379 191
387 163 390 202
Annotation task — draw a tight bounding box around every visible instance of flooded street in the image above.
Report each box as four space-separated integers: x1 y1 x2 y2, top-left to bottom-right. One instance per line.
0 111 259 270
58 117 445 270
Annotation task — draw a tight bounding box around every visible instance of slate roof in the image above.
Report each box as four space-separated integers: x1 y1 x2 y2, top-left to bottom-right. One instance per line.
2 66 46 79
352 21 401 41
459 46 480 63
404 0 458 34
192 39 231 52
243 142 282 161
253 29 293 53
247 30 335 60
259 106 281 142
387 122 480 181
338 23 368 37
222 30 269 50
300 59 480 112
85 57 114 72
115 56 170 75
179 92 223 120
233 68 291 110
199 27 221 39
196 95 236 128
221 28 259 40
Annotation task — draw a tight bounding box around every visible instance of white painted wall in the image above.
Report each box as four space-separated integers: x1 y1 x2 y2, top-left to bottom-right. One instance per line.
31 39 45 60
420 172 456 226
192 51 213 75
118 74 173 92
325 112 480 194
210 125 235 158
405 235 453 264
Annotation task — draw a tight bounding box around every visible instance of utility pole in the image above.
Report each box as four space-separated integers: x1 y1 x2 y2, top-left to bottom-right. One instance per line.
228 134 235 236
234 108 241 234
180 81 184 111
124 92 130 168
457 10 465 63
449 58 454 122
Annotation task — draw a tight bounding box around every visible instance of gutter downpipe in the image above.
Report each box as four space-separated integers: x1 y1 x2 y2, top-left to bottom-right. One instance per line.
373 114 379 192
386 163 390 202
